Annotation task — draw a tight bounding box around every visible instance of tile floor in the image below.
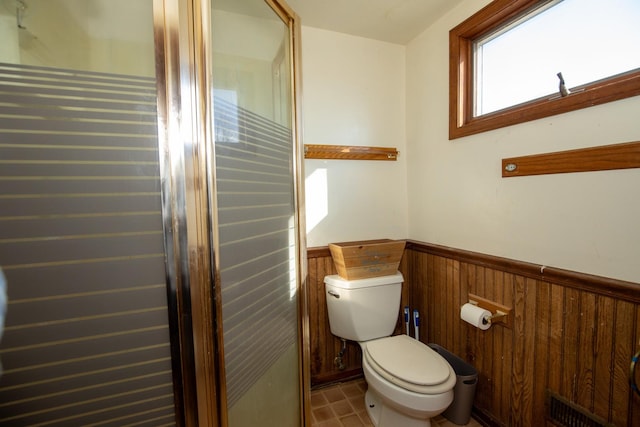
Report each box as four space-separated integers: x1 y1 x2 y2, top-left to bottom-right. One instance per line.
310 378 483 427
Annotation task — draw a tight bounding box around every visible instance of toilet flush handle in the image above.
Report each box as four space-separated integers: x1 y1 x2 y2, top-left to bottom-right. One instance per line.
327 290 340 299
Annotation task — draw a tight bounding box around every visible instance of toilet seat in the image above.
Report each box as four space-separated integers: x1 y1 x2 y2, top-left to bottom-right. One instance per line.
364 335 455 395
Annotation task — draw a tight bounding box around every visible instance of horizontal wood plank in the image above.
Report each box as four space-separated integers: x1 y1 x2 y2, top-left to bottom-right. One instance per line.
502 141 640 177
304 144 398 161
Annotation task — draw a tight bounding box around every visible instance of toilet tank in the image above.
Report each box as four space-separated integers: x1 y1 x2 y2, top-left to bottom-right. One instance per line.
324 272 403 342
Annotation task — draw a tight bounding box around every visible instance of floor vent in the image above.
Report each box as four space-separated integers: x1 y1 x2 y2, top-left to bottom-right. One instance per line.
547 392 612 427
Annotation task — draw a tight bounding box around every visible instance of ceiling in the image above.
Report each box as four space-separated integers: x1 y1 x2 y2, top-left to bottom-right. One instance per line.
284 0 466 45
10 0 465 46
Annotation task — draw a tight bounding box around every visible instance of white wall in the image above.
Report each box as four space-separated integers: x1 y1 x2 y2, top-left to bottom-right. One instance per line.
406 1 640 283
302 27 409 248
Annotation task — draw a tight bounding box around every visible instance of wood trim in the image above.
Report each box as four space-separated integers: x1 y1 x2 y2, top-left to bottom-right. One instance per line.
405 240 640 303
502 140 640 177
308 246 331 258
309 242 640 304
471 406 502 427
304 144 398 161
449 0 640 139
310 369 364 389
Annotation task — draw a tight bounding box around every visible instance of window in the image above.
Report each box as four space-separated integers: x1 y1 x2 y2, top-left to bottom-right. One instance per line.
449 0 640 139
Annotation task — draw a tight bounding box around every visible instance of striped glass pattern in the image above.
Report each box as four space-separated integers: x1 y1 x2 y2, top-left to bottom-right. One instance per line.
215 95 298 407
0 63 176 426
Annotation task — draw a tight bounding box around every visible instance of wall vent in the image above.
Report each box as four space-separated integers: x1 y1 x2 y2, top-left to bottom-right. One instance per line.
547 391 613 427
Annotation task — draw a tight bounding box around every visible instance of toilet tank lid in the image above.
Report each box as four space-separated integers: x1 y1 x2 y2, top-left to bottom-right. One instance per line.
324 272 403 289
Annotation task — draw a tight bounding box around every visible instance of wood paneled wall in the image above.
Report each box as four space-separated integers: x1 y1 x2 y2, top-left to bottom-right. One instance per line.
308 241 640 427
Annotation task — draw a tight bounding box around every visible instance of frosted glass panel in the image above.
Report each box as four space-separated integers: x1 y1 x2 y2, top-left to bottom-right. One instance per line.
0 1 175 424
211 1 299 425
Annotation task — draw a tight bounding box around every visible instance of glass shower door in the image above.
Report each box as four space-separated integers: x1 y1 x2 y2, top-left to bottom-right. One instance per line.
0 1 178 425
210 1 302 425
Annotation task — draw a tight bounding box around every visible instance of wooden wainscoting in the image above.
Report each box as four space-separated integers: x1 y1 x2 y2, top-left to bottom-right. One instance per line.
307 242 640 426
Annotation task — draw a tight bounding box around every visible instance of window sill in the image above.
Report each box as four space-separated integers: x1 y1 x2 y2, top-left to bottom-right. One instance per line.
450 69 640 140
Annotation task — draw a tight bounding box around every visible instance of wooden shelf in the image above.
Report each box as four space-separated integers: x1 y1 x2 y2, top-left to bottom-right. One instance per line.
304 144 398 161
502 141 640 178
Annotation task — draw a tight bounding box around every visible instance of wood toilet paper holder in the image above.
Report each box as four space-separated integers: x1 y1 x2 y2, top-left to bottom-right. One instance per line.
468 293 512 328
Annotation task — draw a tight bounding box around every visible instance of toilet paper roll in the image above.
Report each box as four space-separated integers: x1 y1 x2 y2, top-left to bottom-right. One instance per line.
460 303 492 330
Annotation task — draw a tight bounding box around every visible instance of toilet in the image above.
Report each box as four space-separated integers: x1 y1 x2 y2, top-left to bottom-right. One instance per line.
324 272 456 427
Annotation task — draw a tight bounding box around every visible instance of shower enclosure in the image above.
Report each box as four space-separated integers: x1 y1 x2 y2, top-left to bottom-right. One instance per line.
0 0 307 425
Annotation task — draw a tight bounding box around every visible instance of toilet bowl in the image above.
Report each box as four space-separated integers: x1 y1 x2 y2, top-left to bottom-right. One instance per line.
361 335 456 427
324 273 456 427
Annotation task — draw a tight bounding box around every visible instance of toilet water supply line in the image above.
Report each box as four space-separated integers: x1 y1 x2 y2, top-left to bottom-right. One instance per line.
334 338 347 370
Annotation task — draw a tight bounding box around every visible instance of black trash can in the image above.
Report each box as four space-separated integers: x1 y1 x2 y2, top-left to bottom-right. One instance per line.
428 343 478 425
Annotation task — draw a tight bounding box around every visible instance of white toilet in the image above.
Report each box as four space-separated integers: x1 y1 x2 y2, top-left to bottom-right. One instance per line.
324 272 456 427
